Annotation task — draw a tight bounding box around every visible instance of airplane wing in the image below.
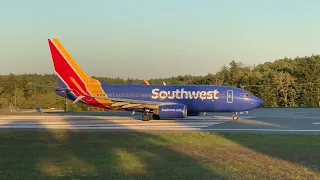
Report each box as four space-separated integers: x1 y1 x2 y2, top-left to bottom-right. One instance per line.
106 97 176 109
78 94 176 110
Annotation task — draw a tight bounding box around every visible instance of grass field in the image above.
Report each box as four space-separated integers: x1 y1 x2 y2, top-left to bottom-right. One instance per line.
0 131 319 180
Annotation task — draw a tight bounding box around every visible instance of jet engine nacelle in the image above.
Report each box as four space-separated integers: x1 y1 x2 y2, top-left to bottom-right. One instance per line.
158 104 187 118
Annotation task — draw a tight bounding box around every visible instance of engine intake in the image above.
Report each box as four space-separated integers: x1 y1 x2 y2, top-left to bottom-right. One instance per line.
158 104 187 118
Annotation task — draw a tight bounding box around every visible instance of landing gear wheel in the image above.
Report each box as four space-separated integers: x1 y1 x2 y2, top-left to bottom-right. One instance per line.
153 114 160 120
232 115 238 121
142 114 151 121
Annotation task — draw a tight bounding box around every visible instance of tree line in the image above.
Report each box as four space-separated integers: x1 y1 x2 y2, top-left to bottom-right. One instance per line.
1 54 320 111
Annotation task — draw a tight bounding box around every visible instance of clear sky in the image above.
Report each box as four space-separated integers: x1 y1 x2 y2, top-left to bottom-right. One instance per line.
1 0 320 79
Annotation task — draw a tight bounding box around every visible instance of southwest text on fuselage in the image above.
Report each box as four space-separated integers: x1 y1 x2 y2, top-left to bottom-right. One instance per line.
151 88 219 101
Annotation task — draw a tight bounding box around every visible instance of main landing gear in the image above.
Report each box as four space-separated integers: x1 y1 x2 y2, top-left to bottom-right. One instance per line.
153 114 160 120
141 113 160 121
142 113 151 121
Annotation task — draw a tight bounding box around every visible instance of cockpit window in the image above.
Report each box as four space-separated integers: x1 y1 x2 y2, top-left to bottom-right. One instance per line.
240 93 250 98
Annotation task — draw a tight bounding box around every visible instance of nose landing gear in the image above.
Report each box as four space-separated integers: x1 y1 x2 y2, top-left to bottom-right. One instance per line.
232 111 249 120
232 112 239 120
232 115 238 120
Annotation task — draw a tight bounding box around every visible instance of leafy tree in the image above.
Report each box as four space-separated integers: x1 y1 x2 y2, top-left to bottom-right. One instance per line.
2 54 320 109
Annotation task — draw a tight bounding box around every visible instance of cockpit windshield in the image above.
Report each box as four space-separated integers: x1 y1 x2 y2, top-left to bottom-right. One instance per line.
240 93 252 98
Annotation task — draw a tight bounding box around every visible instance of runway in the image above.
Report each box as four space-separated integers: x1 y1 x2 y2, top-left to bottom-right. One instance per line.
2 108 320 134
0 115 229 131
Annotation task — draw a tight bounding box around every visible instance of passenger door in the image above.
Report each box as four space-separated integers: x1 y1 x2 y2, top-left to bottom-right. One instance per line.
227 90 233 103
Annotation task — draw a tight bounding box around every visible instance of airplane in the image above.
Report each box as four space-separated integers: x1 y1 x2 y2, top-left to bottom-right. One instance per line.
30 38 264 121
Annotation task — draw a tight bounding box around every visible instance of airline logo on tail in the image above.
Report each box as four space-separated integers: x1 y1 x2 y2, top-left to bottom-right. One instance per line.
151 88 219 101
48 38 112 108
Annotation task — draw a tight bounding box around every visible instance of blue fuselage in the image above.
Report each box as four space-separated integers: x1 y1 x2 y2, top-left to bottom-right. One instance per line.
93 83 263 113
57 83 263 113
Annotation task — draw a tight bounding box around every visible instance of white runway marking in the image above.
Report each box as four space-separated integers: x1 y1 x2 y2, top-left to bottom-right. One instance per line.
0 126 210 129
205 129 320 132
244 116 320 119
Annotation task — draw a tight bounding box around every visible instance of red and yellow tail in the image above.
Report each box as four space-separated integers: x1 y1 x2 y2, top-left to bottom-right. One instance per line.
48 38 111 108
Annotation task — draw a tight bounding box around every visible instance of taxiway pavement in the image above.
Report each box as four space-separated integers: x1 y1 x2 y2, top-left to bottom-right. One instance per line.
2 108 320 134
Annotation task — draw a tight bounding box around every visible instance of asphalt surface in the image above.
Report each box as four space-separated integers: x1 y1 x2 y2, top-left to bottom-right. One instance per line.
2 108 320 134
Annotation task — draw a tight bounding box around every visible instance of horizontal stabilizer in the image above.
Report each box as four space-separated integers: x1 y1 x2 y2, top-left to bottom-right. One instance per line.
73 95 85 104
28 83 71 91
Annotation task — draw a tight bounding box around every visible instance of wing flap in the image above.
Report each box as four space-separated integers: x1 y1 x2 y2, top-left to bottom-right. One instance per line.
111 102 129 107
121 103 142 108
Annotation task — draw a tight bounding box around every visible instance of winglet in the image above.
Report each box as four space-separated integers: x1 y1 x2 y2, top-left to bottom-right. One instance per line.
143 79 150 85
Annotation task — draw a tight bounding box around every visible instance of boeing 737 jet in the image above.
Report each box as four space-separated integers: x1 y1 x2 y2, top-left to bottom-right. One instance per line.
31 38 264 121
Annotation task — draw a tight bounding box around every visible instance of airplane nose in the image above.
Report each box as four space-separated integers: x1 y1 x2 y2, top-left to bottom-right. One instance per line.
255 97 264 107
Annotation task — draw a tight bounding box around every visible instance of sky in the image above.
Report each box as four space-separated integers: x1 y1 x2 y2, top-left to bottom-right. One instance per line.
1 0 320 79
